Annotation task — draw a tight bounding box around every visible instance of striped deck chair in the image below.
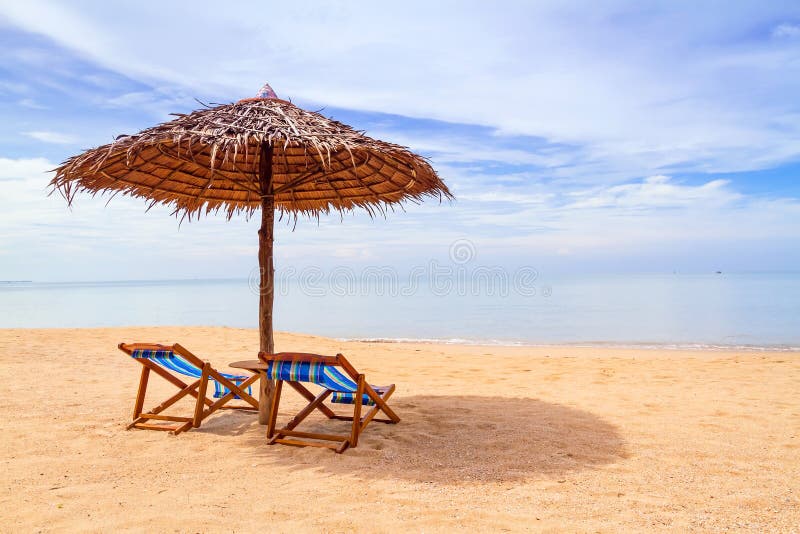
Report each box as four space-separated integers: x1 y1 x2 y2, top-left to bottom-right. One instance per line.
259 351 400 453
119 343 259 435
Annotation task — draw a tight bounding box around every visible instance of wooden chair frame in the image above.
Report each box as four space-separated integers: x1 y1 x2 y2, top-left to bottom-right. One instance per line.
258 351 400 453
119 342 260 435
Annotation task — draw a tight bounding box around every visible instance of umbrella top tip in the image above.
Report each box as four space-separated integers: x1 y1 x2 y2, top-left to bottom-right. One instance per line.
255 82 278 99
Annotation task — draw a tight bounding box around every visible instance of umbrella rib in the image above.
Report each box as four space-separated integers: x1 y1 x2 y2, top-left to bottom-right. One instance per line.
362 152 409 189
145 167 186 195
285 187 413 203
223 159 261 194
277 153 373 196
275 148 356 195
94 144 246 193
127 158 229 193
365 156 420 196
341 153 384 203
272 164 326 195
325 171 346 205
97 170 252 201
135 153 199 195
281 147 292 186
154 144 261 195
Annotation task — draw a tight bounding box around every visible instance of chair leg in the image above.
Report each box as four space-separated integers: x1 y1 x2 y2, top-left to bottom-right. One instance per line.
193 363 210 428
205 368 260 409
267 380 283 439
285 389 332 432
350 375 365 448
128 380 201 430
132 366 150 420
287 381 336 418
364 383 401 423
346 385 399 436
196 373 261 422
171 420 195 435
269 389 333 444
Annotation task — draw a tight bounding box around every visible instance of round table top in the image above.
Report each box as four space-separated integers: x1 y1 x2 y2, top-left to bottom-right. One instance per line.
228 359 269 371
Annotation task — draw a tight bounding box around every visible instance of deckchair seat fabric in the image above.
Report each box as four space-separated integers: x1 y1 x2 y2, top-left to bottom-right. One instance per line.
131 349 253 399
267 360 375 404
330 392 376 405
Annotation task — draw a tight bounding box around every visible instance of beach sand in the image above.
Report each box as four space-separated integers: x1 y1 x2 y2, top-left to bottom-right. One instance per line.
1 327 798 532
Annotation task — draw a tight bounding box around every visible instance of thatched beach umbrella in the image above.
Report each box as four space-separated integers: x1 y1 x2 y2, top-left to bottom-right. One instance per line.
50 83 450 357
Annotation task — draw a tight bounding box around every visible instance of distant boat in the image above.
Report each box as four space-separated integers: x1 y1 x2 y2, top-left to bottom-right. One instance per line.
715 271 722 274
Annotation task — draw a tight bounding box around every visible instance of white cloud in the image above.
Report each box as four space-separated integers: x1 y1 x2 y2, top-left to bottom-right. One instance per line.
458 190 554 205
23 130 77 144
431 168 800 264
0 156 52 180
458 189 800 259
2 2 800 177
100 87 195 116
0 80 28 94
773 23 800 39
567 175 741 209
370 130 575 168
17 98 46 109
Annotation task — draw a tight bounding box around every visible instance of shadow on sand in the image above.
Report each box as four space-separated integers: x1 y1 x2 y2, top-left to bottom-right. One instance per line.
204 395 627 483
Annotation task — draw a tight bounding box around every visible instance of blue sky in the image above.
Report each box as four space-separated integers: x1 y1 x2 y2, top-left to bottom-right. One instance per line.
1 1 799 281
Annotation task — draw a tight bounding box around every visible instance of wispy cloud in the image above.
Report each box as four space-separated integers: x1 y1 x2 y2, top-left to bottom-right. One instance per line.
17 98 46 109
100 86 197 117
566 176 741 210
773 23 800 39
3 1 800 177
0 156 52 180
23 130 77 144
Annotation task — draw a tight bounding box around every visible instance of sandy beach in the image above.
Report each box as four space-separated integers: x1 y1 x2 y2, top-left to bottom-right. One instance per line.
1 326 798 532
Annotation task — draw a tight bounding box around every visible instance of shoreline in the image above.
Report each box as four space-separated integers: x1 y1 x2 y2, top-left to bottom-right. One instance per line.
340 336 800 352
2 325 797 353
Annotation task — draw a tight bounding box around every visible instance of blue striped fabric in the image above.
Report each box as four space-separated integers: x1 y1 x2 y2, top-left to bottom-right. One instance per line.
267 360 376 405
331 392 376 405
266 360 356 392
131 349 252 399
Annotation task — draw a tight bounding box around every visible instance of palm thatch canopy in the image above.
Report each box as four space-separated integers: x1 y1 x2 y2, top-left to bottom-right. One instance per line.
50 92 451 219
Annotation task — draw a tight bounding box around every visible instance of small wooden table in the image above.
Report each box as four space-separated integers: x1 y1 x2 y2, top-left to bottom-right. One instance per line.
230 359 270 425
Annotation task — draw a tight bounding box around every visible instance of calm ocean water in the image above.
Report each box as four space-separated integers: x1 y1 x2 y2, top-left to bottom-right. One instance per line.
1 273 799 350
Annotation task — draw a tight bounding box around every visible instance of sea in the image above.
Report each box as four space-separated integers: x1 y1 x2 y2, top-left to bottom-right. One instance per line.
1 272 799 351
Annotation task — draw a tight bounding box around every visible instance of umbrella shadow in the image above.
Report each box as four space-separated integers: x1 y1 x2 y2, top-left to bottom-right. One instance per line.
244 395 628 483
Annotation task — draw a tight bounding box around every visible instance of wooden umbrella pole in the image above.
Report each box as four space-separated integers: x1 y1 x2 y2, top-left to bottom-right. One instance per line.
257 141 275 424
258 141 275 353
